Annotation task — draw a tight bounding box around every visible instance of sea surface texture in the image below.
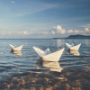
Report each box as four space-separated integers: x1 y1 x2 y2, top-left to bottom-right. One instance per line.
0 39 90 90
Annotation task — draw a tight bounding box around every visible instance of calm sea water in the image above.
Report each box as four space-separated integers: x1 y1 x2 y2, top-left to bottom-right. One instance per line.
0 39 90 90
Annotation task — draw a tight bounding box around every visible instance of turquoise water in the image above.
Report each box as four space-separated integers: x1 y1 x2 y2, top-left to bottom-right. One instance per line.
0 39 90 90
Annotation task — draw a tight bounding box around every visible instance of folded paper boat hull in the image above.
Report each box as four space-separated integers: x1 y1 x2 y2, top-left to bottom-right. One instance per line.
9 44 23 51
33 46 64 61
66 43 81 51
41 48 64 61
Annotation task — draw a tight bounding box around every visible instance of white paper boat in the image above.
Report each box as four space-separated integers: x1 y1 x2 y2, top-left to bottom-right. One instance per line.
41 61 63 72
10 50 22 56
65 43 81 51
33 47 64 61
9 44 23 51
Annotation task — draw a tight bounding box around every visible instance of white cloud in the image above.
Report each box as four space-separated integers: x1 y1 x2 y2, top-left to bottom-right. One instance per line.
68 30 73 33
51 30 55 34
17 31 32 35
84 28 89 32
7 32 11 34
23 31 29 35
56 25 62 30
0 31 34 36
0 31 13 35
17 32 22 34
54 25 65 34
81 24 90 28
11 1 15 3
41 31 49 34
1 31 6 35
61 29 65 34
74 30 79 33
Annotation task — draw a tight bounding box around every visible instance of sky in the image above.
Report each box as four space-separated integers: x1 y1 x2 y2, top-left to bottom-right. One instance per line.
0 0 90 38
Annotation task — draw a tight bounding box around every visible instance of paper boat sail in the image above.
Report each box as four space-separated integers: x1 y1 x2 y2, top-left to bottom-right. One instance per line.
33 47 51 57
66 43 81 51
33 47 64 61
9 44 23 51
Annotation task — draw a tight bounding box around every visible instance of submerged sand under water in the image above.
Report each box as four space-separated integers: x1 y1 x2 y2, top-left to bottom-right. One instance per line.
0 68 90 90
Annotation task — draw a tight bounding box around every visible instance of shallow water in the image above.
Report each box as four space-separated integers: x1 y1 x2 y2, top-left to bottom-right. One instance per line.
0 39 90 90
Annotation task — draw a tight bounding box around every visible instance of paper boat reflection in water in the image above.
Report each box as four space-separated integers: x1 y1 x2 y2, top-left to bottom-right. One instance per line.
38 61 63 72
66 49 80 56
10 50 22 56
66 43 81 51
33 47 64 61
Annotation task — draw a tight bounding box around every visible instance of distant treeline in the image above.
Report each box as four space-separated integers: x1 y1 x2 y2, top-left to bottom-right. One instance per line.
67 34 90 39
53 34 90 39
